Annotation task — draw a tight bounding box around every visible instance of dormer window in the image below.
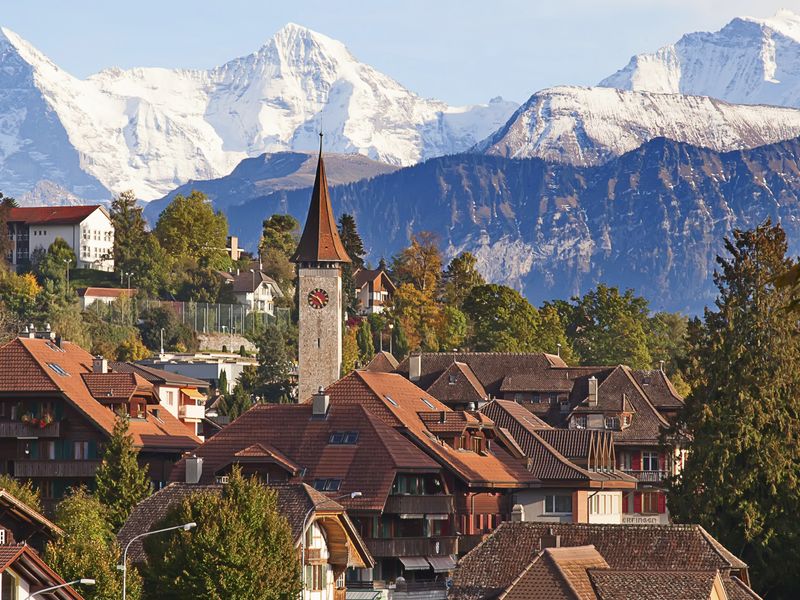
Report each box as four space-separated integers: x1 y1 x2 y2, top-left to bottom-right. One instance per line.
574 415 587 429
448 374 458 385
623 414 632 428
559 401 569 413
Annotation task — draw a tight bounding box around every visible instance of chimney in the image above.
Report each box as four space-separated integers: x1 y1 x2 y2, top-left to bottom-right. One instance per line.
539 528 561 550
511 504 525 522
185 455 203 484
409 353 422 382
588 376 598 407
312 387 330 417
93 356 108 374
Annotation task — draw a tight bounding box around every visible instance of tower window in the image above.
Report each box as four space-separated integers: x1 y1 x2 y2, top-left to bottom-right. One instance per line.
317 338 321 348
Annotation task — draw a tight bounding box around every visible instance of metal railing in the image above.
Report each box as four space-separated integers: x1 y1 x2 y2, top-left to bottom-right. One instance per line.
622 469 670 483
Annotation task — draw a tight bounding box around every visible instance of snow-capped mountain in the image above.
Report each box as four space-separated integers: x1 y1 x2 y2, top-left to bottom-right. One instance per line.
475 85 800 165
0 23 517 201
600 9 800 108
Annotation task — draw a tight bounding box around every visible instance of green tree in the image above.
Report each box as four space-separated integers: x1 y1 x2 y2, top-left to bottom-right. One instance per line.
260 214 300 257
109 190 146 270
568 284 652 368
218 383 253 420
0 474 41 512
535 304 576 363
217 370 228 395
668 222 800 599
342 325 359 374
155 190 230 270
442 252 485 307
138 306 198 352
463 284 541 352
438 305 468 351
46 488 142 600
143 468 300 600
35 237 76 284
647 311 690 394
391 320 409 360
254 325 293 402
356 320 374 363
0 193 17 266
95 415 152 531
338 214 365 315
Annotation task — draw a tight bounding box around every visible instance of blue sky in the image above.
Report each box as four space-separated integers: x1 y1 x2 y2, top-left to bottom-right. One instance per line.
3 1 798 105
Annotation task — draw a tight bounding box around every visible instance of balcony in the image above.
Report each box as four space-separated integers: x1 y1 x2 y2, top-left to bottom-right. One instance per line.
179 404 205 421
384 495 454 515
365 536 458 558
14 460 101 478
0 421 60 438
622 469 670 484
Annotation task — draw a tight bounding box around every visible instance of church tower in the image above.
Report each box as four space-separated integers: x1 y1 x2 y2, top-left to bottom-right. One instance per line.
292 136 351 401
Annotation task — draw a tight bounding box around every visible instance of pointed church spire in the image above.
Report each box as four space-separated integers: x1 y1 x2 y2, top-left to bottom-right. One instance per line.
291 133 351 264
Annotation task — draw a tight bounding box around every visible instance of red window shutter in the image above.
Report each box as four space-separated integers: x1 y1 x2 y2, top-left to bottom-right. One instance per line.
631 452 641 471
657 492 666 514
622 493 631 514
658 452 666 471
633 492 642 514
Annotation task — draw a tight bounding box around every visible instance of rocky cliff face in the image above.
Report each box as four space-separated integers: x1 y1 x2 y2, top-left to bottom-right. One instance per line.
222 136 800 314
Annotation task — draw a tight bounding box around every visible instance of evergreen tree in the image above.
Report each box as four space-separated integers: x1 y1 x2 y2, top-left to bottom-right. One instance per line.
217 370 229 395
0 474 41 512
45 488 142 600
95 415 151 531
254 325 293 402
0 193 17 266
438 305 467 351
391 320 409 361
338 214 365 315
442 252 485 307
35 238 76 284
356 320 374 363
109 190 147 271
568 284 652 368
535 304 576 364
217 383 253 421
668 222 800 599
341 325 359 374
143 468 300 600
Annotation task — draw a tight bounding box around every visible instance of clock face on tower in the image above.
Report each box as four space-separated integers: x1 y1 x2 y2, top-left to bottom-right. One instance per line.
307 288 330 310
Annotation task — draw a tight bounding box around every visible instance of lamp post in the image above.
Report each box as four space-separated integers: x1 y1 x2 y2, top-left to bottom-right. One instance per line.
388 323 394 356
120 522 196 600
25 578 95 599
300 492 362 598
249 268 256 312
160 327 165 356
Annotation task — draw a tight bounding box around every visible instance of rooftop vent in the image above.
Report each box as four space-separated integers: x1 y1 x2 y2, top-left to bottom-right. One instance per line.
93 356 108 374
409 354 422 382
588 376 598 407
185 455 203 484
539 528 561 550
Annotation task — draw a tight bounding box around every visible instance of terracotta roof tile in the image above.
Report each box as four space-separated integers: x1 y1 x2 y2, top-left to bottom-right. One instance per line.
589 569 719 600
353 267 396 292
633 370 685 409
77 287 137 298
109 362 209 388
451 522 751 600
8 205 103 225
362 352 399 373
427 362 489 407
169 402 439 512
81 372 150 402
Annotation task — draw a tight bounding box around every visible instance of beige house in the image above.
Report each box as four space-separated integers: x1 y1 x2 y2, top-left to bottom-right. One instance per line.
231 266 283 315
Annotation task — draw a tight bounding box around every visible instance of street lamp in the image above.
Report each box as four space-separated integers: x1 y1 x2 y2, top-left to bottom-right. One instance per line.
300 492 362 597
120 522 196 600
125 271 133 290
25 578 95 599
388 323 394 356
160 327 165 355
62 258 71 287
249 268 256 312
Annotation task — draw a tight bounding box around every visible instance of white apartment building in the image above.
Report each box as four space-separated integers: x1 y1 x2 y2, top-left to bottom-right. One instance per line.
6 205 114 272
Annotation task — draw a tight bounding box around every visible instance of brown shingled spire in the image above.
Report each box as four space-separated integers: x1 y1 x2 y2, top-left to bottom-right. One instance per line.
291 134 351 264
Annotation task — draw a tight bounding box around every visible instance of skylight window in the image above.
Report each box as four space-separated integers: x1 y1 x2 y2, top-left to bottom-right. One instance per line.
47 363 69 376
329 431 359 445
45 341 65 353
385 395 398 407
312 478 341 492
421 398 436 409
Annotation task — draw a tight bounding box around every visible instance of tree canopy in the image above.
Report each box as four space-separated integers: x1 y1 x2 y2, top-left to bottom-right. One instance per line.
668 222 800 599
143 468 300 600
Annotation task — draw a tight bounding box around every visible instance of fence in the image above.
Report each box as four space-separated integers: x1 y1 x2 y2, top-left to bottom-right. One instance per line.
87 297 291 336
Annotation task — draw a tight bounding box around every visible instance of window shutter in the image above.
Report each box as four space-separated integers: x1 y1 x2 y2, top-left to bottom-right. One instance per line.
631 451 641 471
622 493 630 514
657 492 666 514
633 492 641 514
88 441 98 460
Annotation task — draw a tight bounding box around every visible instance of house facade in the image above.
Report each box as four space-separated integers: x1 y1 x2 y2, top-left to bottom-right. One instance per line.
140 352 258 394
230 265 283 315
396 353 686 525
6 205 114 272
0 332 200 509
353 265 396 315
77 287 137 310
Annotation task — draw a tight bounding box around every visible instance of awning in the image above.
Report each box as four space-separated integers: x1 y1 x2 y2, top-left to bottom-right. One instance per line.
399 556 430 571
181 387 205 400
426 555 457 573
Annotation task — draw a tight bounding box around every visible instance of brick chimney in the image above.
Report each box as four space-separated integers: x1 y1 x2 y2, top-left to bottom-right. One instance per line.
539 528 561 550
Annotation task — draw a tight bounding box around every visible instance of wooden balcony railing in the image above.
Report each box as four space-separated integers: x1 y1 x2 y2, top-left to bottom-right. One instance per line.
333 589 346 600
384 494 454 515
14 460 101 478
0 421 60 438
365 536 458 558
622 469 670 484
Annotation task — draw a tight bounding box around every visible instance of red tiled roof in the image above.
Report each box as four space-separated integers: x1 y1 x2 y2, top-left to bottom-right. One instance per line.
362 351 399 373
291 150 350 264
81 372 151 402
633 369 685 409
353 267 396 293
8 205 104 225
427 362 489 407
452 522 750 600
588 569 720 600
0 337 200 451
169 402 440 512
325 371 537 488
109 362 208 388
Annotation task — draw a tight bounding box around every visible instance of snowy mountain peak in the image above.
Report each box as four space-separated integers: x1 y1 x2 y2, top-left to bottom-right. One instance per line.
600 10 800 108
